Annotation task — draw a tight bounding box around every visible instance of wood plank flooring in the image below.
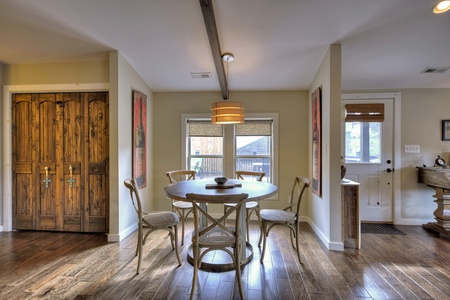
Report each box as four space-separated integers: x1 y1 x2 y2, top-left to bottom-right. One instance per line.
1 222 450 299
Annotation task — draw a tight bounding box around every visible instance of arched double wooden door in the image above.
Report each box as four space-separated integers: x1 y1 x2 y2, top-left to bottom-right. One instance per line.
12 92 109 232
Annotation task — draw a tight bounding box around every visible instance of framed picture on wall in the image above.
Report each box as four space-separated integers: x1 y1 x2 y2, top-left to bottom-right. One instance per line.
442 120 450 141
133 90 147 188
311 87 322 197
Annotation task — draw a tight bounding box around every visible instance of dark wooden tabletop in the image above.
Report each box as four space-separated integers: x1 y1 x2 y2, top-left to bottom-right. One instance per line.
164 179 278 202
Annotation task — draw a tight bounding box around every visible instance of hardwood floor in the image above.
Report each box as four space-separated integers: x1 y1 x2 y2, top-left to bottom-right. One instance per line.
1 222 450 299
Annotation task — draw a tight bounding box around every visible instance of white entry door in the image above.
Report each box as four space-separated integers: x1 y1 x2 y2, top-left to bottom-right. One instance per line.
342 98 394 222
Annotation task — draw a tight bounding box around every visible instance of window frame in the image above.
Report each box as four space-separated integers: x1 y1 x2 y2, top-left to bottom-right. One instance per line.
187 119 224 179
235 120 273 182
181 113 279 191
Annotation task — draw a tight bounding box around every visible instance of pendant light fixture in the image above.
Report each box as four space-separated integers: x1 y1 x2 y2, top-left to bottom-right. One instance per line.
211 53 244 124
434 0 450 13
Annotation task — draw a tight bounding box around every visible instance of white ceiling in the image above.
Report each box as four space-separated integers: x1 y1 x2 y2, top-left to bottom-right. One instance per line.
0 0 449 92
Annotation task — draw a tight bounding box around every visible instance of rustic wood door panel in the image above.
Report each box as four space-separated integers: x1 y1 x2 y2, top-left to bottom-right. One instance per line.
12 92 109 233
37 93 59 230
84 93 109 232
61 93 83 232
12 94 35 230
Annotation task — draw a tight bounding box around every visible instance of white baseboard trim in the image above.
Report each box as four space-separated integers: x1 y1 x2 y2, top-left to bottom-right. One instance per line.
301 216 344 251
108 223 137 242
393 218 434 226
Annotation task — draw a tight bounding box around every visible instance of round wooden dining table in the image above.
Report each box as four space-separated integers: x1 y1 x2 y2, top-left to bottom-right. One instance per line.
164 178 278 271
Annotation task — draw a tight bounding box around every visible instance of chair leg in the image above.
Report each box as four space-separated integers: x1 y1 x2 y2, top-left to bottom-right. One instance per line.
135 223 141 257
255 207 262 246
169 228 175 250
180 210 185 246
295 222 301 264
190 208 200 300
258 218 264 247
136 223 143 274
289 228 296 249
223 205 229 225
190 244 199 300
260 222 268 262
246 209 251 242
235 242 245 299
174 225 182 266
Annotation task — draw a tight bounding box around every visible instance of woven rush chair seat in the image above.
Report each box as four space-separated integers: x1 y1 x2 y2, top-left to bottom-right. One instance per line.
259 209 295 223
142 211 179 227
198 227 236 246
124 178 182 274
172 200 192 209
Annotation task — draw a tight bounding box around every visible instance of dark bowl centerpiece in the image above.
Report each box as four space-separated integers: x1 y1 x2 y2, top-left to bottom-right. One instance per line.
214 177 228 185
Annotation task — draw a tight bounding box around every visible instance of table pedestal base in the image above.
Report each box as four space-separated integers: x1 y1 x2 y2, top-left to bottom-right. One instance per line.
422 187 450 238
187 242 253 272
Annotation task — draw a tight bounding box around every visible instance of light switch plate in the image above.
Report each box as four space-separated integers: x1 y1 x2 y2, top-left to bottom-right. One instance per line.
405 144 420 153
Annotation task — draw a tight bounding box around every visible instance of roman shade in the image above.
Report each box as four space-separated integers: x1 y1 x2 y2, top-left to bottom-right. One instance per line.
345 103 385 122
188 120 223 137
236 120 272 136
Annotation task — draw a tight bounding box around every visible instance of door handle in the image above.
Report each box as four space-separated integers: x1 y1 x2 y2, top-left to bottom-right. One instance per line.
386 168 394 173
43 167 51 188
67 164 76 188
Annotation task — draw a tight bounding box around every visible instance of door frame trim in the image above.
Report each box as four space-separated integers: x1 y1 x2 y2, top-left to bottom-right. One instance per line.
341 92 402 224
2 83 109 231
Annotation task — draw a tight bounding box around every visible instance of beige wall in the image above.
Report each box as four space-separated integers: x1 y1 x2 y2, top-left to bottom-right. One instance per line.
308 44 342 250
400 88 450 223
152 91 309 215
109 52 154 241
2 61 109 85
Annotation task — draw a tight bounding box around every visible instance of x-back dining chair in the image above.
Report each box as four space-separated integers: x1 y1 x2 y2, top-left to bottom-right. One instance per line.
124 178 182 274
224 171 265 242
166 170 196 245
186 192 249 300
259 176 310 263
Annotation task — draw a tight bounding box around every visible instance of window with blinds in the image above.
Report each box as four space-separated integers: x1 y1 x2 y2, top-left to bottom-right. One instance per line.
235 120 273 182
187 120 224 179
185 118 276 183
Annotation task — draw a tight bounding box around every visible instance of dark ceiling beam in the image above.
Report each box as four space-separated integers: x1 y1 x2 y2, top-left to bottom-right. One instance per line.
199 0 228 99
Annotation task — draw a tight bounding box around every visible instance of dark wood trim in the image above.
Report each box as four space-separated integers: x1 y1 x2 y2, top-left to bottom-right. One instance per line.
199 0 228 99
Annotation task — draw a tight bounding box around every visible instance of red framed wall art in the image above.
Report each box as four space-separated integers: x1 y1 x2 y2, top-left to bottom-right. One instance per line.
311 87 322 196
133 90 147 188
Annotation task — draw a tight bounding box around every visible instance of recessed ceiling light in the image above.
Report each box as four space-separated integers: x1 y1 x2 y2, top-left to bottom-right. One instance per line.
434 0 450 14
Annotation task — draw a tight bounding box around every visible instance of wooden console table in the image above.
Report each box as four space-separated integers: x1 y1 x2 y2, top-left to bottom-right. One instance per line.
417 167 450 237
341 179 361 249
